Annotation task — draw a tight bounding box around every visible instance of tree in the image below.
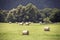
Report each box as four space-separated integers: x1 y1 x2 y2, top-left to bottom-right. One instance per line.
0 10 8 22
0 3 60 23
50 8 60 22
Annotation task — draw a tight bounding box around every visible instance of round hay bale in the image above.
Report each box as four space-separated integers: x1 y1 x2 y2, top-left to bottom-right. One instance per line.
16 22 18 24
44 27 50 31
9 22 12 24
29 22 31 24
22 30 29 35
39 22 42 24
25 22 29 25
19 22 24 25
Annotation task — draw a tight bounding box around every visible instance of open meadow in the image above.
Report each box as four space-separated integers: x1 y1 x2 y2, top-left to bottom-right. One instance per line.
0 23 60 40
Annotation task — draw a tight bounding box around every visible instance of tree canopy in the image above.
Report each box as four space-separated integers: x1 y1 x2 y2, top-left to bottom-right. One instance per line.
0 3 60 23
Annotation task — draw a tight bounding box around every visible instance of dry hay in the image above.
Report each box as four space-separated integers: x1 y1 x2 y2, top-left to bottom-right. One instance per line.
28 22 31 25
19 22 24 25
44 26 50 31
9 22 12 24
16 22 18 24
25 22 30 25
22 30 29 35
39 22 42 24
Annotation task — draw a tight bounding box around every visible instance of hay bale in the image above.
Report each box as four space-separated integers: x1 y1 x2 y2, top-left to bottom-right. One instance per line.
39 22 42 24
19 22 24 25
22 30 29 35
44 27 50 31
16 22 18 24
9 22 12 24
29 22 31 24
25 22 29 25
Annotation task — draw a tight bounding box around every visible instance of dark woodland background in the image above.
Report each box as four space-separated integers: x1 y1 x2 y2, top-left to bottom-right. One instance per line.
0 0 60 23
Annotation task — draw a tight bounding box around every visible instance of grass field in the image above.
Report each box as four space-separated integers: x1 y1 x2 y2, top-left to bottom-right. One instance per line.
0 23 60 40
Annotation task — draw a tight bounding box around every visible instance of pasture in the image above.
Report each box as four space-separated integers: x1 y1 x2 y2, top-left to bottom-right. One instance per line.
0 23 60 40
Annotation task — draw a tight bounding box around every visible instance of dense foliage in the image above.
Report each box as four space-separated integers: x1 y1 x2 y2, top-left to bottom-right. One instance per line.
0 3 60 23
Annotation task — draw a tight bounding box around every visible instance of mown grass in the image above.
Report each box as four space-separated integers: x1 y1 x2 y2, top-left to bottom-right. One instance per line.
0 23 60 40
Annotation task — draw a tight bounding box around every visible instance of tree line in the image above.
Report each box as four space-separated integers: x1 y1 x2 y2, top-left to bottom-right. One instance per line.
0 3 60 23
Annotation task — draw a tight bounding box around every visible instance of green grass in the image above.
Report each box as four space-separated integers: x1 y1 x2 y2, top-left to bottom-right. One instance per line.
0 23 60 40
